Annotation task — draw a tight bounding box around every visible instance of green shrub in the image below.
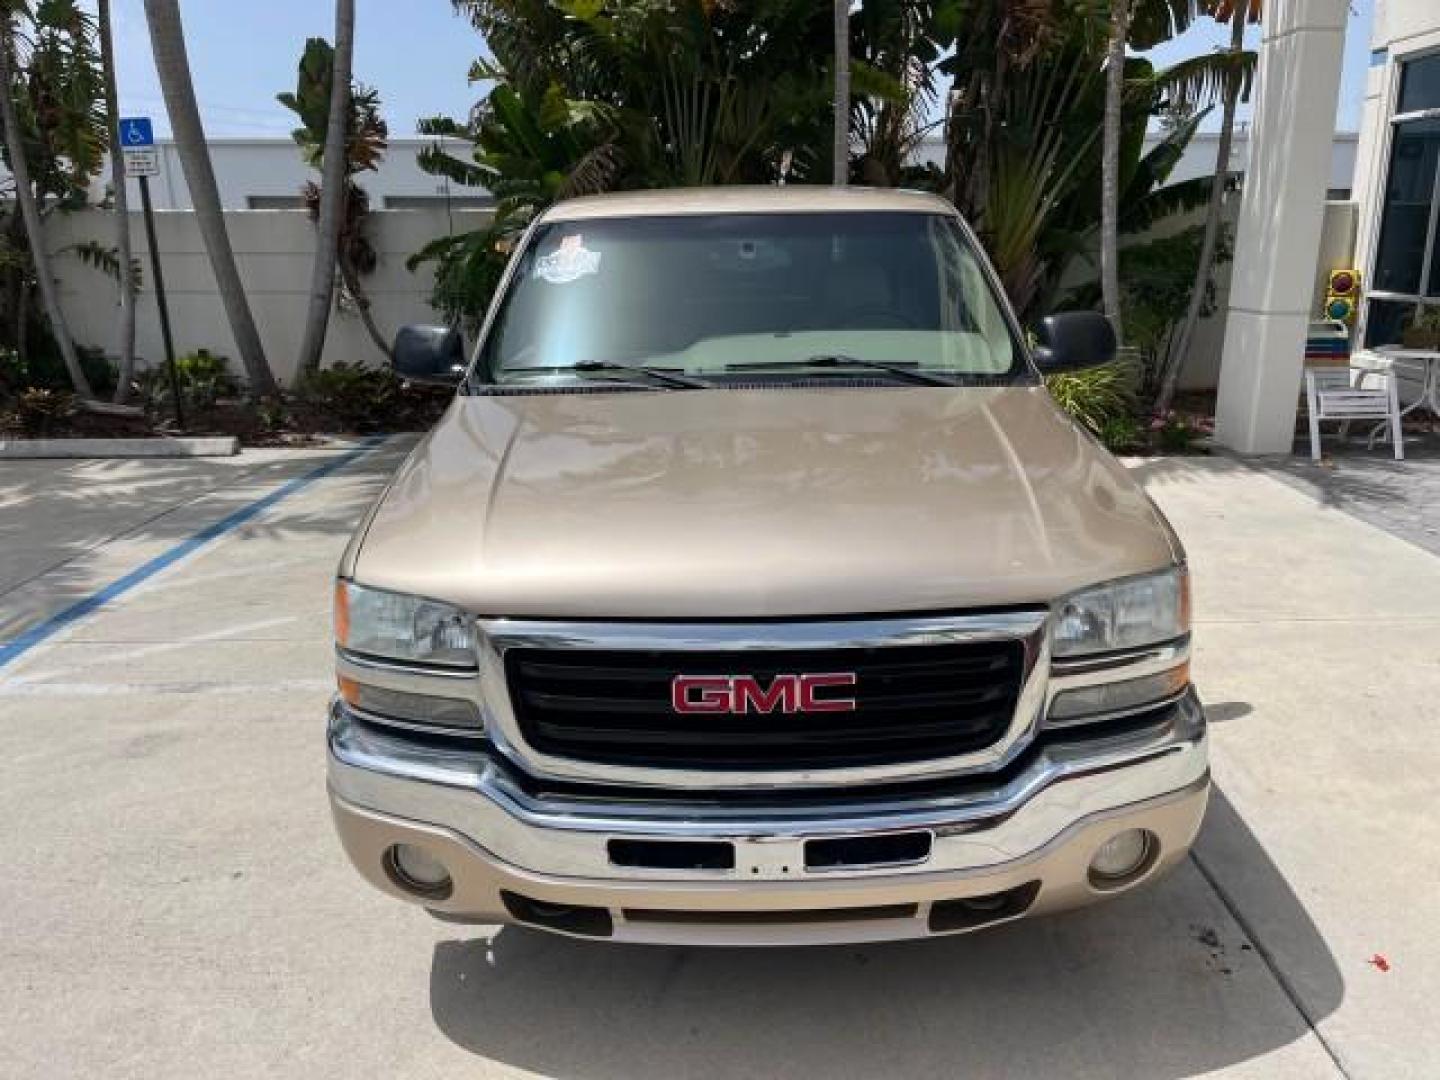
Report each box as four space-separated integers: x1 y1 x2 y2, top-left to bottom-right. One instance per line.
139 348 240 412
1099 415 1144 454
294 363 401 432
2 388 76 436
293 362 452 432
1045 357 1139 436
0 331 116 397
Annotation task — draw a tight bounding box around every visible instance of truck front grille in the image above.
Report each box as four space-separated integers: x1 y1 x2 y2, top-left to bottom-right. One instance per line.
504 641 1026 771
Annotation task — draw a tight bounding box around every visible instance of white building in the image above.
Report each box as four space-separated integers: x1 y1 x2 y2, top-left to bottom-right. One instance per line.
107 136 493 212
1350 0 1440 348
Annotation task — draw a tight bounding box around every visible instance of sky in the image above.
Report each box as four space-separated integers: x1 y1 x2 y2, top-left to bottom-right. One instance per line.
110 0 1376 141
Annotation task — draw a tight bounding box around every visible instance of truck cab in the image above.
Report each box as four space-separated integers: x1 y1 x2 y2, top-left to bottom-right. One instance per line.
327 187 1206 946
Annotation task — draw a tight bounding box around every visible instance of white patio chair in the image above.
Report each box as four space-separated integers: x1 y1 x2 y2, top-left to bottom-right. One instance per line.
1304 362 1404 462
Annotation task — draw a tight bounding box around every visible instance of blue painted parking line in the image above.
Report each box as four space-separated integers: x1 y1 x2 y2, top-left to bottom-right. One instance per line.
0 438 386 671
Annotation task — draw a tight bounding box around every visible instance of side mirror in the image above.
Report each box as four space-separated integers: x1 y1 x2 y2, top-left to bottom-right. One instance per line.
393 324 466 384
1032 311 1117 373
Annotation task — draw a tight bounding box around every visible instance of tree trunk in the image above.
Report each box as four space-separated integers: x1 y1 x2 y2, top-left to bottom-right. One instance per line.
98 0 138 404
0 18 95 399
338 250 392 362
142 0 278 397
1100 0 1129 343
832 0 850 186
1155 11 1246 416
296 0 355 381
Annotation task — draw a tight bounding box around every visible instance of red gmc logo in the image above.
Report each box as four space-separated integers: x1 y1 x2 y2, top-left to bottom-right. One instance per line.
671 673 858 715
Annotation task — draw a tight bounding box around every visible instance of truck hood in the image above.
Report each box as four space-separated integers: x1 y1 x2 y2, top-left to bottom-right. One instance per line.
352 387 1178 618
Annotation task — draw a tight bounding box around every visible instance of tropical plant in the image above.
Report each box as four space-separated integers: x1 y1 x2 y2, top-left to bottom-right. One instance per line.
1099 0 1203 342
409 83 623 333
290 2 354 378
3 385 74 434
1045 353 1139 434
1099 0 1129 339
850 0 944 188
414 0 1246 344
1100 412 1144 452
1073 222 1233 398
138 347 238 412
833 0 851 184
414 0 847 328
1154 0 1258 414
142 0 277 396
0 0 106 399
278 30 391 367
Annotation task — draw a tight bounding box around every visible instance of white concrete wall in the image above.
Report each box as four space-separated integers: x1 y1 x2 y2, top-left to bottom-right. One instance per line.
1351 0 1440 311
44 207 492 387
0 137 489 212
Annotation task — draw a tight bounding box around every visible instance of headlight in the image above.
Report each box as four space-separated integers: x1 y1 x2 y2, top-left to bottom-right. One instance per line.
334 580 476 668
1051 567 1189 658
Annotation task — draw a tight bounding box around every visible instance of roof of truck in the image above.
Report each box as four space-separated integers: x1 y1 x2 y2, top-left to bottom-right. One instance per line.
542 185 955 222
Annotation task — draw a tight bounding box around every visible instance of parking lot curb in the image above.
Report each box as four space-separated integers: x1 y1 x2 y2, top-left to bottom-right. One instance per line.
0 436 240 458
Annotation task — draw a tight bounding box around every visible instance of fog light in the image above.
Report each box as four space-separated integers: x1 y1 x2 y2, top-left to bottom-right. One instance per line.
387 843 452 898
1088 829 1156 887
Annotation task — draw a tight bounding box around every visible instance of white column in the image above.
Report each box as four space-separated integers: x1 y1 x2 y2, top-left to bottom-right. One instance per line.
1214 0 1349 454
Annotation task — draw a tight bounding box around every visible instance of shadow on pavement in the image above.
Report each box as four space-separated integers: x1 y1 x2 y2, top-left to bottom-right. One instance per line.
0 442 413 644
428 785 1342 1080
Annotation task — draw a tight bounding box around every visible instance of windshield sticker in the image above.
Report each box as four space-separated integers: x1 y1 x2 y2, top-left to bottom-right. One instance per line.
535 234 601 284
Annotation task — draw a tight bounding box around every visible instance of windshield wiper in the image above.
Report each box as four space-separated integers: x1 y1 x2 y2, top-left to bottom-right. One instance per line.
567 361 712 389
725 355 959 387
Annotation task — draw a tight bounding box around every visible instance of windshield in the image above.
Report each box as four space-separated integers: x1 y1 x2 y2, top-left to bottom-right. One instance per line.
477 211 1025 384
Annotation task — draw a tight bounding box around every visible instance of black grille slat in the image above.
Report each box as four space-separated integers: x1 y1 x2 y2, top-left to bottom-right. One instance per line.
529 708 1013 746
521 683 1009 717
505 639 1026 771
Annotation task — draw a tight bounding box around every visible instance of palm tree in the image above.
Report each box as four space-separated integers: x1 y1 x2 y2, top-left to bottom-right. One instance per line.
1100 0 1201 343
1154 0 1257 414
142 0 277 396
0 10 94 399
833 0 850 185
295 0 354 379
97 0 137 403
1099 0 1129 340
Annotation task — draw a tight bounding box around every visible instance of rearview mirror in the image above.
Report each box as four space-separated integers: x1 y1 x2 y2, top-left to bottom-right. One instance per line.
393 324 465 384
1032 311 1117 373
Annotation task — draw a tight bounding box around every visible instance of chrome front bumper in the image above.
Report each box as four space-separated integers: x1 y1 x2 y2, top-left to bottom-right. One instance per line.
326 692 1209 945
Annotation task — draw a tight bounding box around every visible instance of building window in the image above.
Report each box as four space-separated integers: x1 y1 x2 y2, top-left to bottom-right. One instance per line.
246 195 307 210
1398 53 1440 115
383 195 495 210
1366 54 1440 346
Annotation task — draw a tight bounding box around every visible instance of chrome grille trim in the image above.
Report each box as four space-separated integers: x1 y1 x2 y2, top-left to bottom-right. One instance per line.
475 612 1051 790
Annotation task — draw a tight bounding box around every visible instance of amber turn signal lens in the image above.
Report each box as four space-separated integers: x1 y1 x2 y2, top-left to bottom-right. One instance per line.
337 674 360 706
333 580 350 647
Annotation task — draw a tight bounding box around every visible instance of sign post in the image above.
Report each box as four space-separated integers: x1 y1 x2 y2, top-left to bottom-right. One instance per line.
120 117 184 428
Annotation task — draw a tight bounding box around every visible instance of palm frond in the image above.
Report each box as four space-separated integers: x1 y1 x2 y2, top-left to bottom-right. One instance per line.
1122 174 1218 234
557 141 622 198
1155 48 1256 112
416 142 491 187
59 239 141 290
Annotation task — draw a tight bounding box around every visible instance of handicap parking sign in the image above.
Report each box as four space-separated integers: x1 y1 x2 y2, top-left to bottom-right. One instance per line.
119 117 154 148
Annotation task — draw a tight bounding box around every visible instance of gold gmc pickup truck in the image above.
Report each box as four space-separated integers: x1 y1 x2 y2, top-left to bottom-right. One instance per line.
327 187 1207 946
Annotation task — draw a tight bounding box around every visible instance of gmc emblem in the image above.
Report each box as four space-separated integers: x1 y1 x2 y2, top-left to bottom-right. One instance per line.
671 673 858 715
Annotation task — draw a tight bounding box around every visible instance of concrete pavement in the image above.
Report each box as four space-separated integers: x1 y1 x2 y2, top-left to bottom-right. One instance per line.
1 443 1436 1078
